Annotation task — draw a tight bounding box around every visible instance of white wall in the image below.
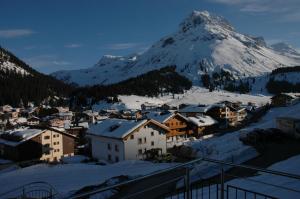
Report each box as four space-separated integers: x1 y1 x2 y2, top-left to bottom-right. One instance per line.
124 124 166 160
89 135 125 163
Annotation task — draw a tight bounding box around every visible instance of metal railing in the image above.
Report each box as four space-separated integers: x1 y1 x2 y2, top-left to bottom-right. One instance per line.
0 181 61 199
69 157 300 199
2 157 300 199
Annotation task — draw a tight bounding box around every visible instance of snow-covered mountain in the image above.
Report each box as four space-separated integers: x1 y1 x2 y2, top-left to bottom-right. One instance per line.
52 11 300 86
270 42 300 57
0 46 31 76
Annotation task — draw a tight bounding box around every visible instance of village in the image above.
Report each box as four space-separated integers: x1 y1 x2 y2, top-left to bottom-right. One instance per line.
0 92 299 165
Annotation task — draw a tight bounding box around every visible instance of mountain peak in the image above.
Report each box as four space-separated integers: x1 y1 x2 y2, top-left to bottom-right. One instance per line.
180 10 234 33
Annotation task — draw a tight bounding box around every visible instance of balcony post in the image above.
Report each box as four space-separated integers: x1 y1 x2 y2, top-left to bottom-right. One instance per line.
185 167 191 199
221 167 225 199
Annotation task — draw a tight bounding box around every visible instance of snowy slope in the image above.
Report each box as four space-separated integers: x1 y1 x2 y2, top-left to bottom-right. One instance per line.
52 11 300 86
92 86 271 111
0 47 31 76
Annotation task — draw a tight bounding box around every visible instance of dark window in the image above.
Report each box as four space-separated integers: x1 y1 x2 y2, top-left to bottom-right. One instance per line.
130 135 134 139
44 135 50 140
144 137 147 143
108 154 111 161
151 141 154 146
115 144 119 152
138 138 142 144
138 149 143 155
107 143 111 150
44 144 50 155
151 132 154 136
115 156 119 162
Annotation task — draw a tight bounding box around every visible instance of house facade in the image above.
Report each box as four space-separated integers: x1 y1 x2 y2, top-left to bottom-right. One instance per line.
87 119 169 163
271 93 300 107
0 128 76 162
276 117 300 138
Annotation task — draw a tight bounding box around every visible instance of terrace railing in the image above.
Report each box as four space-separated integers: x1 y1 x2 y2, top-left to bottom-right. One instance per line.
69 157 300 199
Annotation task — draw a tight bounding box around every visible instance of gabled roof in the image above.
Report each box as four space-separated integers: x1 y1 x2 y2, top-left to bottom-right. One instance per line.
146 111 189 123
179 105 210 113
88 119 169 139
0 128 45 147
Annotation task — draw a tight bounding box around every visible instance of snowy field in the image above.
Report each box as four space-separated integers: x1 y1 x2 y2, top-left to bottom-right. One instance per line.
0 161 175 197
93 86 271 111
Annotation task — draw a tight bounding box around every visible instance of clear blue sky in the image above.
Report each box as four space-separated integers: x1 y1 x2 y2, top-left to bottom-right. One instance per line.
1 0 300 74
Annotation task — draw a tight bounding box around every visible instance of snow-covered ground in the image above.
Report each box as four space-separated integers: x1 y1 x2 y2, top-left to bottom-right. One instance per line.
93 86 271 111
184 102 300 181
0 161 175 197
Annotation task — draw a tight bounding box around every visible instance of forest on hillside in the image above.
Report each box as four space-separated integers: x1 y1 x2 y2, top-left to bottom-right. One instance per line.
70 66 192 107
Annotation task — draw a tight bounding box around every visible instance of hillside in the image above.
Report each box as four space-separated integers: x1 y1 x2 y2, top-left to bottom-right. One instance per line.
52 11 300 86
0 46 73 106
71 66 192 106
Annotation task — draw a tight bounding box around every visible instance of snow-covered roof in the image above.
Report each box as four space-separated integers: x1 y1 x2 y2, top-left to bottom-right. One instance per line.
88 119 148 139
179 105 211 113
188 115 218 127
282 93 300 99
0 128 45 147
16 117 27 124
145 111 188 123
57 112 73 117
145 111 174 123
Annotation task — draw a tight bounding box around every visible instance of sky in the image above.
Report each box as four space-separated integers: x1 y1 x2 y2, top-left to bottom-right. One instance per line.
1 0 300 74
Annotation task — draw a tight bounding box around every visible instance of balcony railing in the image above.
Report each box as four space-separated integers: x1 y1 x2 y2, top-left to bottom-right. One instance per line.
69 157 300 199
1 157 300 199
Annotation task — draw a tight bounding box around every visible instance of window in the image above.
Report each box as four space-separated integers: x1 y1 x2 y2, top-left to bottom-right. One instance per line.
138 149 143 155
115 144 119 152
53 142 59 145
115 156 119 162
44 144 50 155
107 143 111 150
151 141 154 146
108 154 111 161
144 137 147 143
130 134 134 139
166 123 169 127
151 132 154 136
138 138 142 144
44 135 50 140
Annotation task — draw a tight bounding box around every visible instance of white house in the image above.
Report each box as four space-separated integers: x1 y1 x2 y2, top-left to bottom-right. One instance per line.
87 119 169 163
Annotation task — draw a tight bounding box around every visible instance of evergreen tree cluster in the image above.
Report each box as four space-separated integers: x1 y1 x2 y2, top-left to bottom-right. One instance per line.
200 69 250 93
71 66 192 107
266 66 300 94
0 46 74 106
266 78 300 94
271 66 300 75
